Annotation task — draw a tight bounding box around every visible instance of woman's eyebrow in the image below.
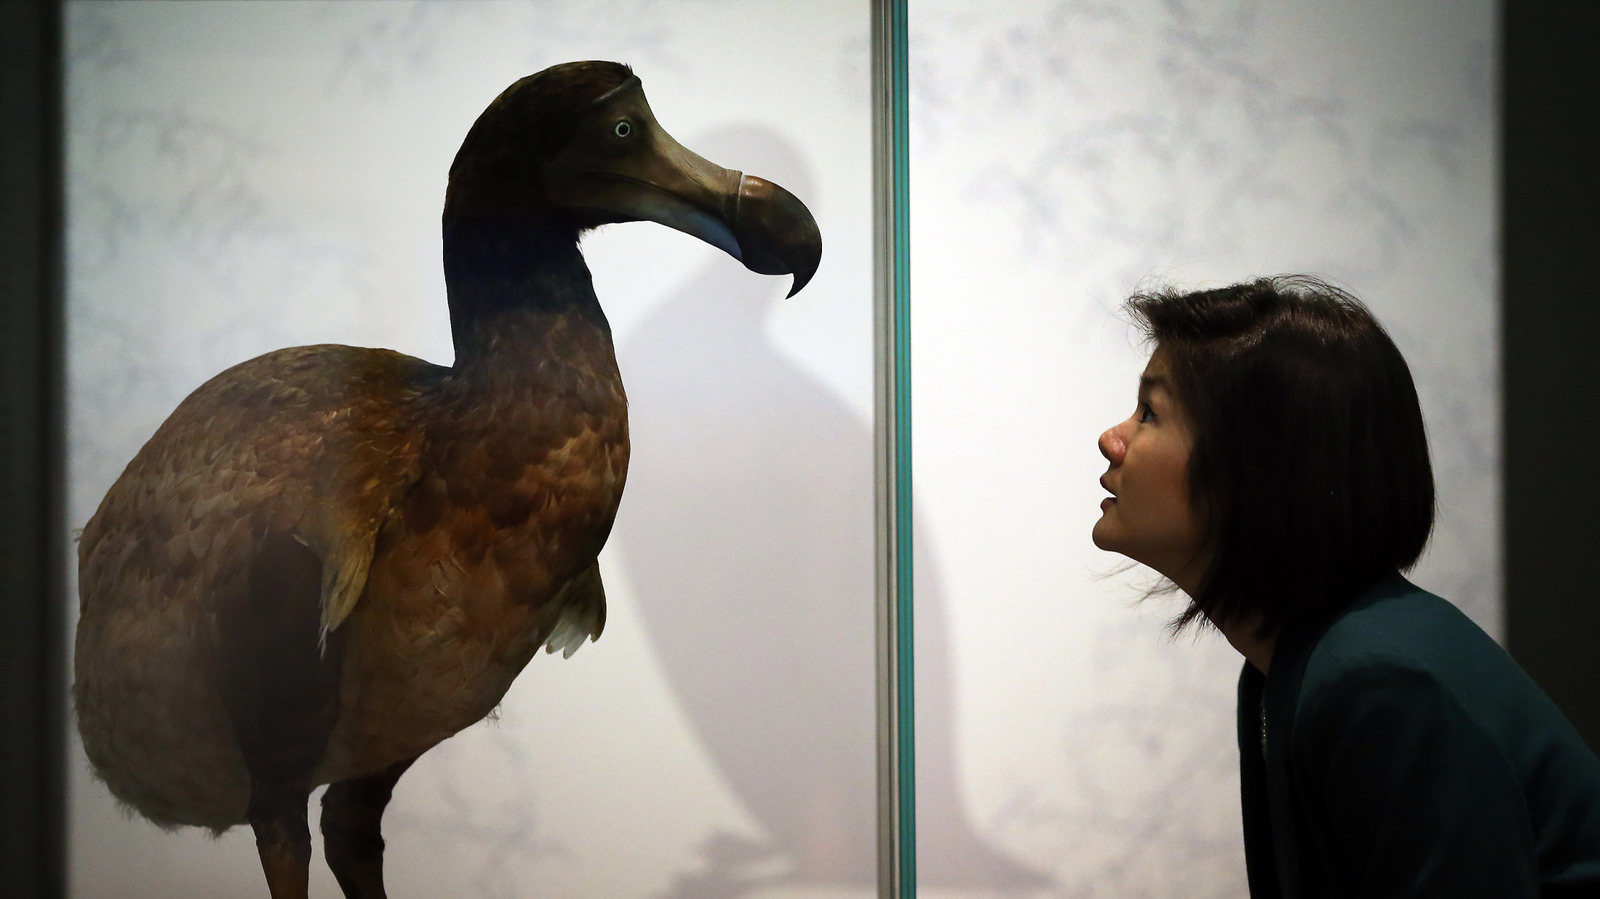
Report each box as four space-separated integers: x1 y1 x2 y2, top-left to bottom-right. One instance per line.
1139 373 1171 395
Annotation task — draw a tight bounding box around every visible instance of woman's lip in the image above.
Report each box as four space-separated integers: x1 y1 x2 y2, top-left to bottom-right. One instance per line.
1100 496 1116 511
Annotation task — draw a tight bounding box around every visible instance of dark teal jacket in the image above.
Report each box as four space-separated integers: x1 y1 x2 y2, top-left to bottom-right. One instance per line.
1238 573 1600 897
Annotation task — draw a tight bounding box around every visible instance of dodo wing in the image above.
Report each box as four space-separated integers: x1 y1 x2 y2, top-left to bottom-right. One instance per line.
77 345 433 641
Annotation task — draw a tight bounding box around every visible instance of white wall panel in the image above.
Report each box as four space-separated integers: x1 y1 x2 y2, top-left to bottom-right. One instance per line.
910 2 1497 896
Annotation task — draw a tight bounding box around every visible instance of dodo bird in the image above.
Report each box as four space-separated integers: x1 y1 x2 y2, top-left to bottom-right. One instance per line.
73 61 820 899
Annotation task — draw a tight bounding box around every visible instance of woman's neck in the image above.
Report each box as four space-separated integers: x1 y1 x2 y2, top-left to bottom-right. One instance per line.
1215 611 1276 674
1166 553 1274 669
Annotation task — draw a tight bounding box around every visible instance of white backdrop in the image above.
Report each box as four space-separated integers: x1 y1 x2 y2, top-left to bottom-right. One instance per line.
64 2 1497 898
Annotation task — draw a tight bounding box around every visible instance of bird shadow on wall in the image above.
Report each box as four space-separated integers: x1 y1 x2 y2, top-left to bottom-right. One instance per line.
614 124 1049 899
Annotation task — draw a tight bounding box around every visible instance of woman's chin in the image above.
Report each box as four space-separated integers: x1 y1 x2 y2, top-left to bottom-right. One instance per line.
1090 517 1117 552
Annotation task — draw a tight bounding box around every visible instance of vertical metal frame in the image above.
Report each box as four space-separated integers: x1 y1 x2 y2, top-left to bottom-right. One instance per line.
0 0 67 895
872 0 913 896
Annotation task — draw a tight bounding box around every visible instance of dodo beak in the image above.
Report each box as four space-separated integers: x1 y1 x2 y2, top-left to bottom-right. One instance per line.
546 76 822 297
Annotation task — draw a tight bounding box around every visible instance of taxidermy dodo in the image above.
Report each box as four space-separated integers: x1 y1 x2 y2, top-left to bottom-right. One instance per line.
74 60 821 899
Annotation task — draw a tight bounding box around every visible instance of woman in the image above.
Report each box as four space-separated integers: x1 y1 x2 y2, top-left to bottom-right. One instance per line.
1093 276 1600 897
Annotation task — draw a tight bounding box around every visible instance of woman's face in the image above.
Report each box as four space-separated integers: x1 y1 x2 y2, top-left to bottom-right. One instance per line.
1092 347 1209 589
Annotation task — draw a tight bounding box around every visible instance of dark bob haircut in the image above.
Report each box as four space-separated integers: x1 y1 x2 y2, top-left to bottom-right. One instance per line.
1126 275 1435 638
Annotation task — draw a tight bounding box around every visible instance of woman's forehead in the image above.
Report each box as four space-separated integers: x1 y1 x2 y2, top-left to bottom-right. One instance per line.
1140 346 1175 390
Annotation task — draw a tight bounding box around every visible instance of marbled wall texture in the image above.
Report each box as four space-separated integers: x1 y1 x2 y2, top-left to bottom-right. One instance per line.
911 2 1494 898
65 2 1493 898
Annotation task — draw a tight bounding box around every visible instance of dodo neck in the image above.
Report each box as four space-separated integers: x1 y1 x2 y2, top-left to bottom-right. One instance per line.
442 214 609 367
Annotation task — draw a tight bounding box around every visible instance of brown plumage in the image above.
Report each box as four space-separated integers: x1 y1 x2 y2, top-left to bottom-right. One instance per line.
73 60 819 899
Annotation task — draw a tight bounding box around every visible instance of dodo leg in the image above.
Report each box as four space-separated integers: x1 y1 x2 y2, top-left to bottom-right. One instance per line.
217 532 348 899
247 777 317 897
322 753 420 898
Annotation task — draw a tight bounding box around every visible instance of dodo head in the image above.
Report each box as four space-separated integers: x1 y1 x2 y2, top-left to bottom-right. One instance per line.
445 60 821 297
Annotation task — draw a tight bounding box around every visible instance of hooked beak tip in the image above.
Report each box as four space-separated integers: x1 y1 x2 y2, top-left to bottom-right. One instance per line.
732 174 821 296
786 258 819 298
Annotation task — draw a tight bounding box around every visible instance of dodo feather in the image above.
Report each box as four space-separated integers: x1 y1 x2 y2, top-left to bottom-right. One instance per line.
73 61 820 899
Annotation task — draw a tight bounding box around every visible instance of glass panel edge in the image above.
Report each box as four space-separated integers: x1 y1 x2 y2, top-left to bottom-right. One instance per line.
873 0 913 896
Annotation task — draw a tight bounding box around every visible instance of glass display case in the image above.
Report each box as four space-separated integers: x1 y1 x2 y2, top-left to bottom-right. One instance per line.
61 2 1497 897
65 3 875 897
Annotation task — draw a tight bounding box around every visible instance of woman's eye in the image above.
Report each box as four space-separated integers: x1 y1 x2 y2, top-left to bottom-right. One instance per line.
1137 402 1155 424
613 120 632 138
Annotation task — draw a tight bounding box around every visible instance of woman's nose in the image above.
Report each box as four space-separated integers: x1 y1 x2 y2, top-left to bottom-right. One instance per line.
1099 422 1127 464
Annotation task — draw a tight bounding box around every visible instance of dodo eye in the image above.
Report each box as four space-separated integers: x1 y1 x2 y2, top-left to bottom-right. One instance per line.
613 120 632 138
